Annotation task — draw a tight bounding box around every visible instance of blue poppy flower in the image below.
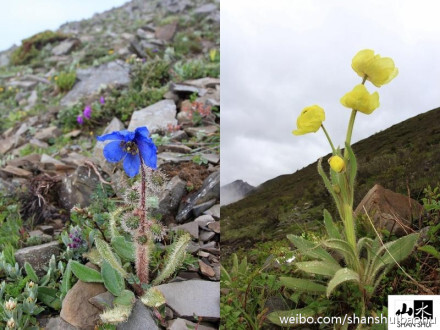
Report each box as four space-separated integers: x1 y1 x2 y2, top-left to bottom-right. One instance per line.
96 126 157 177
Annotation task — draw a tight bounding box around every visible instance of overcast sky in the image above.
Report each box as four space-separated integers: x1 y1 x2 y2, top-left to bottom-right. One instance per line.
221 0 440 187
0 0 128 51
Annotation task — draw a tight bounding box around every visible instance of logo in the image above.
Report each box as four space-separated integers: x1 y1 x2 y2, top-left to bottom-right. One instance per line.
388 295 440 329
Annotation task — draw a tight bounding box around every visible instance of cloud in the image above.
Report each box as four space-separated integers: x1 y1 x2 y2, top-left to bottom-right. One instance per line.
221 0 440 186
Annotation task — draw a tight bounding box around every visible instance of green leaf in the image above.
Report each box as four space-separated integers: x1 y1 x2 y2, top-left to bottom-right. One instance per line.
279 276 326 293
101 260 125 296
95 238 127 278
24 262 39 283
327 268 360 298
418 245 440 259
113 289 135 306
323 239 356 267
70 260 103 283
38 286 62 310
287 235 339 266
323 209 341 240
111 236 135 262
61 261 72 297
370 233 419 279
295 261 341 277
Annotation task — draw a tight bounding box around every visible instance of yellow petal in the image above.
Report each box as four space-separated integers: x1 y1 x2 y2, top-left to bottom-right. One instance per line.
328 155 345 172
292 105 325 136
340 84 380 115
351 49 375 78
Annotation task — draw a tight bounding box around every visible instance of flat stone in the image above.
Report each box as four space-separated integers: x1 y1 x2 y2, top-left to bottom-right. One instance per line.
62 152 88 166
184 78 220 89
14 241 61 276
52 39 80 56
29 138 49 149
200 153 219 164
28 230 44 237
7 80 37 90
193 199 217 217
194 215 215 227
1 165 32 178
168 318 217 330
93 117 125 175
158 143 192 154
185 125 219 137
88 291 115 311
116 299 159 330
203 204 220 220
60 276 107 329
155 280 220 321
158 176 187 217
158 152 192 163
176 172 220 223
25 90 38 110
207 221 220 234
65 130 82 138
61 61 130 106
198 260 215 277
45 317 77 330
170 83 202 95
199 230 215 242
155 22 177 41
128 100 177 133
169 130 188 141
172 221 199 239
41 154 65 165
194 3 218 15
38 225 54 235
0 136 15 154
187 241 200 254
34 126 61 142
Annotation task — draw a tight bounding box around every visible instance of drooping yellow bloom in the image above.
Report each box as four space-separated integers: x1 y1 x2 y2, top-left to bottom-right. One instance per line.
352 49 398 87
340 84 380 115
292 105 325 136
328 155 345 172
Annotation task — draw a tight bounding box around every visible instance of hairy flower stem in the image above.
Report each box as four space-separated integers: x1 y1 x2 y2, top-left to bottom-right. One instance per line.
136 157 151 285
321 125 336 154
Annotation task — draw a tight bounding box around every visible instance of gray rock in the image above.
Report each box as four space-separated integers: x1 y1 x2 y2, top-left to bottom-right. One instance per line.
58 165 100 210
169 130 188 141
168 318 217 330
194 3 218 16
170 83 203 96
194 215 215 227
29 138 48 149
184 78 220 89
128 100 177 133
41 154 65 165
88 291 115 311
203 204 220 220
93 117 125 175
185 125 219 137
155 22 177 41
158 176 187 216
7 80 37 90
25 90 38 110
61 61 130 106
158 143 192 154
0 45 17 67
176 171 220 223
158 152 192 163
34 126 61 142
136 28 155 40
172 221 199 239
199 230 215 242
52 39 79 56
201 153 220 164
193 199 217 217
45 317 77 330
160 0 192 13
117 300 159 330
155 280 220 321
14 241 61 276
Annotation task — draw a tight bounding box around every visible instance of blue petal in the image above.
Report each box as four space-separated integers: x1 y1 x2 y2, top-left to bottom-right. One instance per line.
134 126 150 139
137 138 157 169
123 153 141 177
103 141 126 162
97 130 135 142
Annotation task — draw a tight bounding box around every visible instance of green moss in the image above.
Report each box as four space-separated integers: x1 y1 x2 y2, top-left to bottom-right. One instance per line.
10 30 68 65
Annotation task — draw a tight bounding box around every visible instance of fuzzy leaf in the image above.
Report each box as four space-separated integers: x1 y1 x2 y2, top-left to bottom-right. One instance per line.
279 276 326 293
418 245 440 259
152 234 191 285
24 262 39 283
95 238 128 278
38 286 62 310
327 268 360 297
70 260 103 283
102 261 125 296
287 235 339 266
323 209 341 240
323 239 356 267
140 287 166 308
100 304 133 325
61 261 72 297
111 236 135 262
113 289 135 306
295 261 341 277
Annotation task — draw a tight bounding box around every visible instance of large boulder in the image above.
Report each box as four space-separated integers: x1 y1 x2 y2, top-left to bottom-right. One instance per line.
127 99 177 133
14 241 62 276
354 184 423 236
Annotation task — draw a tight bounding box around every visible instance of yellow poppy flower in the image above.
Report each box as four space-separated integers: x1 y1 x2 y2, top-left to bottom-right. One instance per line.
292 105 325 136
340 84 380 115
352 49 398 87
328 155 345 172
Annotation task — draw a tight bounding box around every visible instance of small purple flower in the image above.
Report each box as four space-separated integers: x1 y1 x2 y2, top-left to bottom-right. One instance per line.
152 49 158 53
96 126 157 177
83 105 92 119
77 115 84 125
100 96 105 105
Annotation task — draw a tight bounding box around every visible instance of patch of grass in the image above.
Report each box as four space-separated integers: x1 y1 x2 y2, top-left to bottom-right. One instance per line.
56 71 77 92
172 31 203 56
131 59 171 90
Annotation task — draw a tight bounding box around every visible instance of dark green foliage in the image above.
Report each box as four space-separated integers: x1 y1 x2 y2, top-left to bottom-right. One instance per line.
10 30 68 65
0 199 23 250
223 107 440 252
130 59 170 90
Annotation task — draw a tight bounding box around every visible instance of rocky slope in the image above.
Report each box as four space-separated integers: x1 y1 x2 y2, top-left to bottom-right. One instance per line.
220 179 255 205
0 0 220 328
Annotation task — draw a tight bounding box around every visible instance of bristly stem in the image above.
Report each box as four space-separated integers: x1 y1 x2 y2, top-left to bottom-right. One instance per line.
321 125 336 155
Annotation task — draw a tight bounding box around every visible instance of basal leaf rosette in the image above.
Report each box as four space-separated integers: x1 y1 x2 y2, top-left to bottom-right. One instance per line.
352 49 398 87
340 84 379 115
292 105 325 136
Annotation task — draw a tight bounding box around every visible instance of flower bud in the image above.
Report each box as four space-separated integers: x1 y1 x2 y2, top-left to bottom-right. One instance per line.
5 299 16 311
28 281 35 288
332 184 341 194
6 318 15 329
328 156 345 173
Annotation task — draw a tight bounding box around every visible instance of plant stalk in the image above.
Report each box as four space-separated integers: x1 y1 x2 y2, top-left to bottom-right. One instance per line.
321 125 336 154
